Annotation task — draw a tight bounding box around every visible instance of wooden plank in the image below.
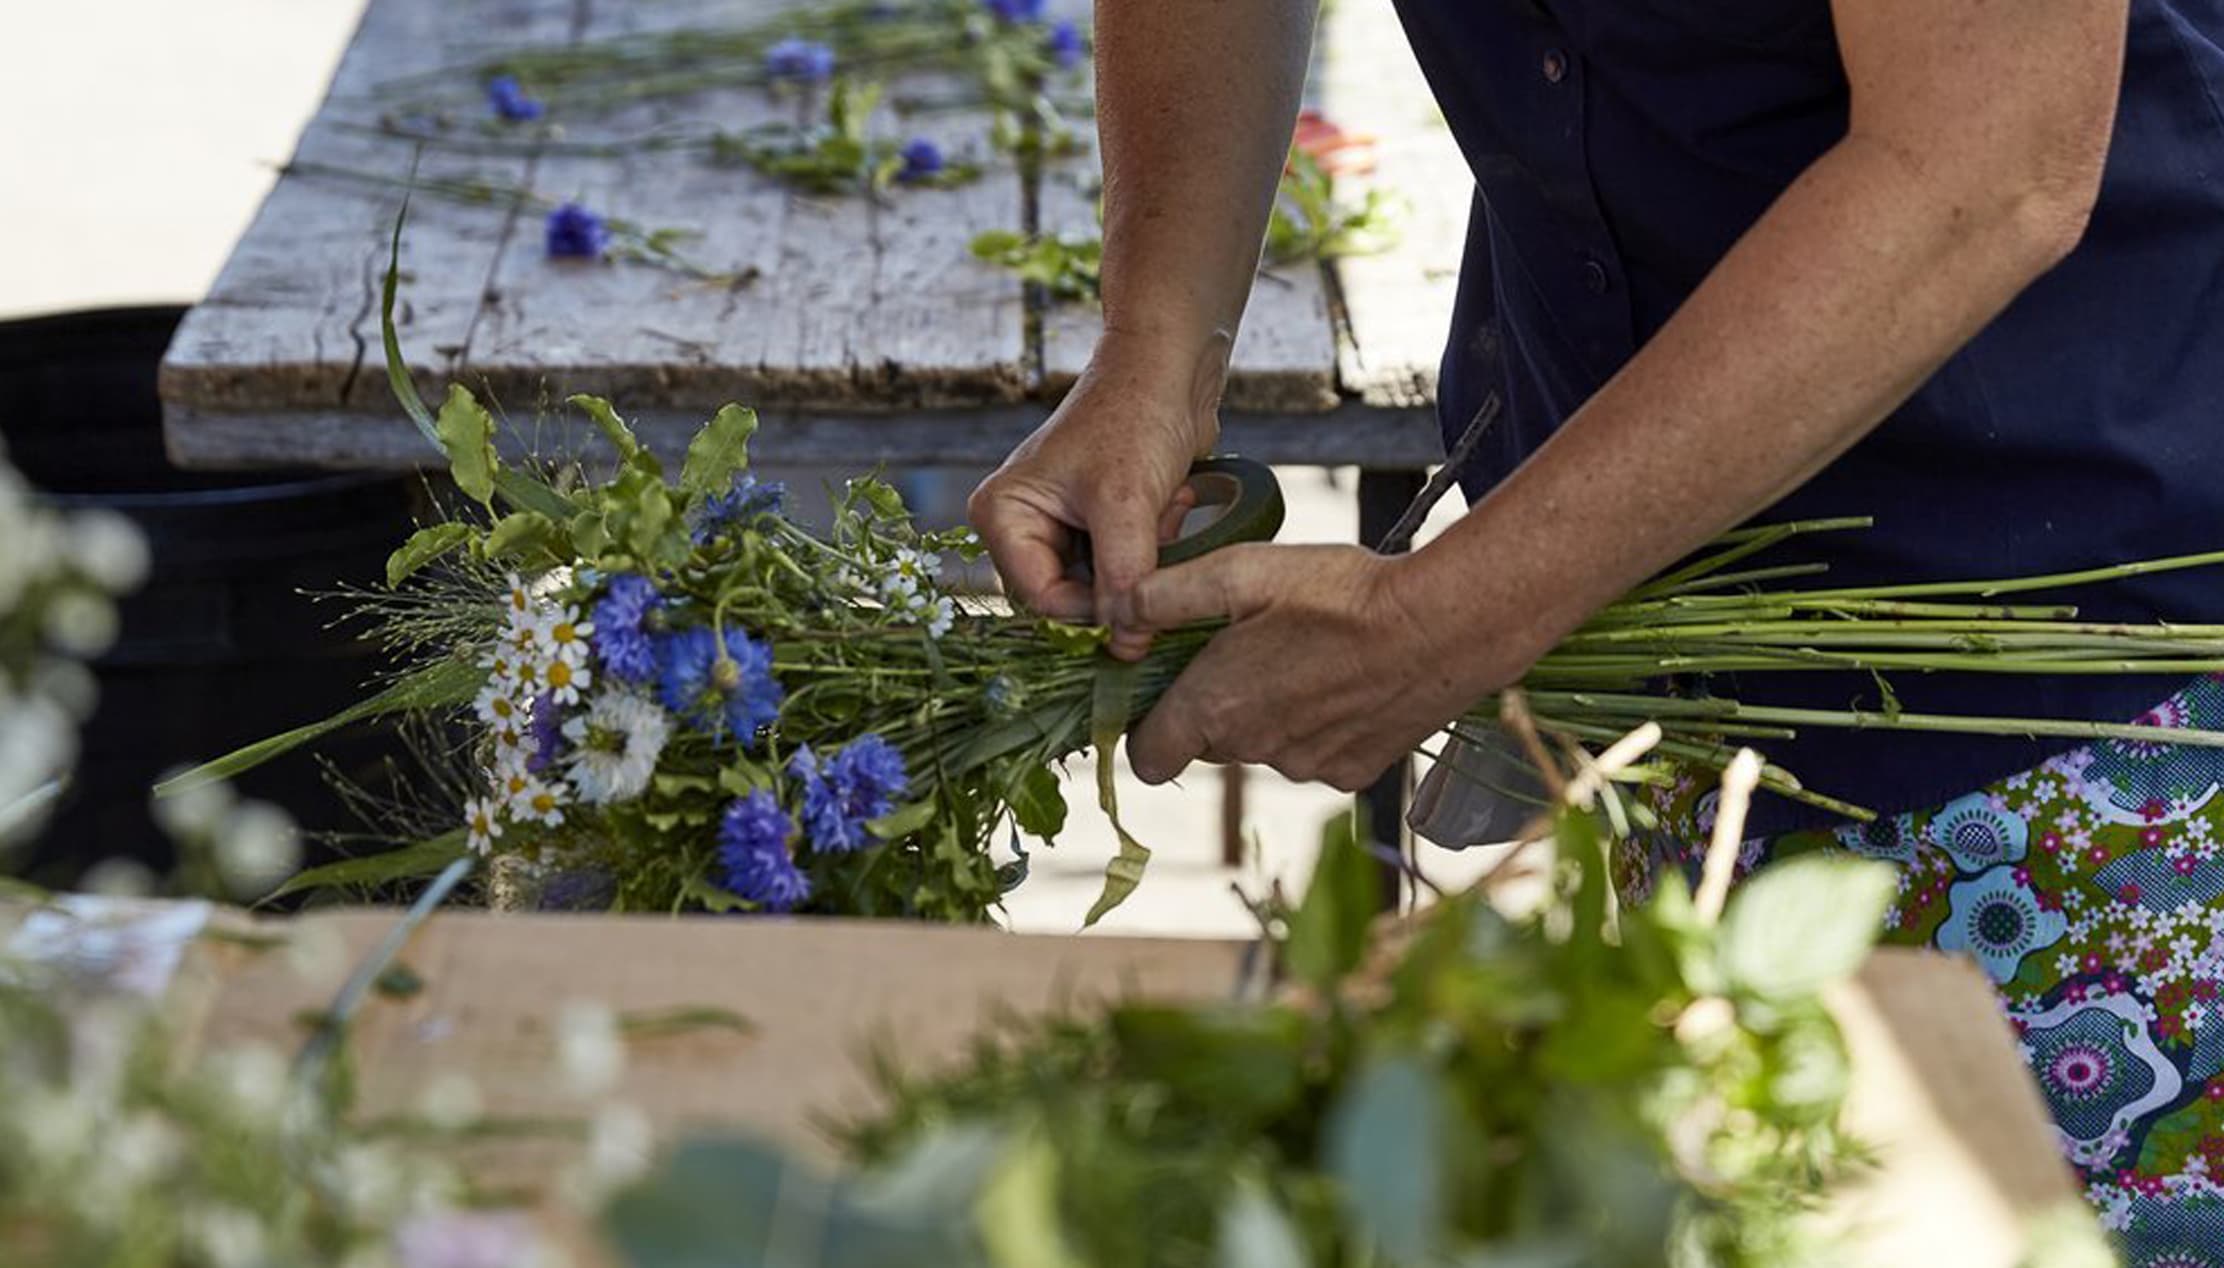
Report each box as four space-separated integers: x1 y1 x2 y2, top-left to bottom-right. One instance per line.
163 400 1444 471
460 0 1030 415
160 0 571 417
1029 0 1341 415
1315 0 1467 410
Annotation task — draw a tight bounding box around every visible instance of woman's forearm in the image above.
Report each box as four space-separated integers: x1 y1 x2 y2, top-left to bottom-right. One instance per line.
1090 0 1318 411
1400 120 2114 683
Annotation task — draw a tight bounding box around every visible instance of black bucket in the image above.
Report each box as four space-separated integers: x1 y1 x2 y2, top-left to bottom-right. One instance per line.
0 306 425 887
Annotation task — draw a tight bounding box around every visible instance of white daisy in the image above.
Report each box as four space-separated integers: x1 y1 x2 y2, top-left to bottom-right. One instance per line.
540 656 593 706
463 797 504 856
924 594 955 640
506 774 567 827
876 546 941 601
536 603 595 668
473 683 527 731
561 689 671 805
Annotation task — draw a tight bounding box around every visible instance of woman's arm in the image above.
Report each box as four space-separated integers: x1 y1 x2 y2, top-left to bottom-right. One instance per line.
970 0 1317 654
1121 0 2130 789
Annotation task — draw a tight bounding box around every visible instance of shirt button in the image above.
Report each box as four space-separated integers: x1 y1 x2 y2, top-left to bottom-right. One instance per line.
1582 259 1611 294
1542 49 1568 83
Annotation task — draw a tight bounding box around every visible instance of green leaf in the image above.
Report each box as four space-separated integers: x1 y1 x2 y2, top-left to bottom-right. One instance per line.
682 404 758 496
869 799 939 842
1215 1184 1308 1268
156 658 485 794
264 831 468 902
386 522 474 588
1719 855 1895 1000
379 197 444 456
1324 1054 1446 1263
569 394 641 459
482 510 563 565
680 877 751 914
975 1131 1088 1268
1083 659 1150 927
1284 806 1379 991
436 384 499 505
970 228 1026 259
619 1005 756 1039
1110 1006 1304 1125
1008 765 1066 840
1036 620 1109 656
493 467 579 520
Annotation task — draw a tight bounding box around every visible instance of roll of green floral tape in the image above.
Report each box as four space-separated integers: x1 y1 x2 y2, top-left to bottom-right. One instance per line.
1158 456 1286 565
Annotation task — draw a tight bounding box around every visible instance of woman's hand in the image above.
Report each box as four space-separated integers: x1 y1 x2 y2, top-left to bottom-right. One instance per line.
1115 543 1520 791
969 336 1221 656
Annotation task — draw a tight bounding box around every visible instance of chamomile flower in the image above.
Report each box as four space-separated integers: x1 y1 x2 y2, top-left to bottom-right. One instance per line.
562 688 670 804
540 655 593 707
503 574 534 622
536 604 594 667
473 683 526 732
876 546 942 601
506 774 568 827
890 589 956 639
463 798 504 855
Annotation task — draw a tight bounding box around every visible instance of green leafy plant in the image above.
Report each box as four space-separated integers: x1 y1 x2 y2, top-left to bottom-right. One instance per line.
968 228 1102 302
715 81 983 196
1265 150 1403 264
602 738 1893 1267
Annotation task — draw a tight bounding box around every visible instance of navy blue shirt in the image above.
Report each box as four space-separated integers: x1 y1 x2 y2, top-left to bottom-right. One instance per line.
1391 0 2224 832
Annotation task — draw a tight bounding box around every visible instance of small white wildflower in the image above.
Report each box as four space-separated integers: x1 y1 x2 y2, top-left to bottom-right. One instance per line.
463 797 504 856
535 603 595 668
208 1044 290 1125
0 695 75 834
328 1142 409 1224
505 774 567 828
78 856 158 897
876 546 942 602
561 689 670 805
214 799 302 897
64 508 150 593
188 1206 268 1268
285 918 352 990
28 655 100 720
555 1000 625 1095
418 1072 483 1131
539 655 592 707
108 1112 184 1187
562 1103 653 1205
924 594 955 640
473 682 526 731
151 767 237 839
41 589 118 657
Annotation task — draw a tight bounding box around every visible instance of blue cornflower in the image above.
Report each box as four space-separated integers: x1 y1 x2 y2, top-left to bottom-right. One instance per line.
656 626 783 745
718 791 810 912
983 0 1045 22
1046 19 1084 69
545 203 611 259
790 734 910 854
485 75 544 122
593 573 662 684
526 690 567 773
691 474 789 544
765 37 836 81
896 138 945 184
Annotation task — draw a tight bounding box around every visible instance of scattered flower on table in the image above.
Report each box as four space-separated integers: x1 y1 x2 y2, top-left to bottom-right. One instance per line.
764 36 836 82
1047 19 1085 69
983 0 1046 23
484 74 544 122
897 137 946 184
545 202 611 259
719 790 811 910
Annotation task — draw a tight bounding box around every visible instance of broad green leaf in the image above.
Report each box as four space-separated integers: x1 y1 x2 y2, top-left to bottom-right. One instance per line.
1215 1183 1307 1268
482 510 563 565
569 393 641 459
1324 1055 1446 1263
1083 659 1150 926
1719 855 1895 1000
493 467 579 520
681 403 758 496
436 384 499 505
869 800 939 842
1284 806 1379 991
680 877 750 914
1008 765 1066 840
386 522 474 588
970 229 1027 258
264 831 467 902
155 657 484 793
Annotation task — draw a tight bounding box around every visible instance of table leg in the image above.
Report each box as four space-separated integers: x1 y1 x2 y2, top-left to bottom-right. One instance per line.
1358 466 1429 912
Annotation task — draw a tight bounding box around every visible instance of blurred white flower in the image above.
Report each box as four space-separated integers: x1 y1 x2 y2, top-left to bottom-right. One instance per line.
65 508 151 593
393 1210 557 1268
189 1205 269 1268
0 694 75 831
328 1142 408 1224
584 1103 654 1190
555 1000 624 1096
40 589 119 657
109 1112 185 1186
214 800 302 898
28 655 100 720
284 918 352 990
208 1044 289 1125
151 768 237 840
18 1088 96 1167
78 857 158 898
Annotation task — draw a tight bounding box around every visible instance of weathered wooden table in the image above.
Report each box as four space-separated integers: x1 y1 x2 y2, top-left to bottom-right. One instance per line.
158 0 1470 892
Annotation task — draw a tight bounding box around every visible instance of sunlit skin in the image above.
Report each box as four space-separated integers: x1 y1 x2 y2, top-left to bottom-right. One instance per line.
971 0 2128 790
